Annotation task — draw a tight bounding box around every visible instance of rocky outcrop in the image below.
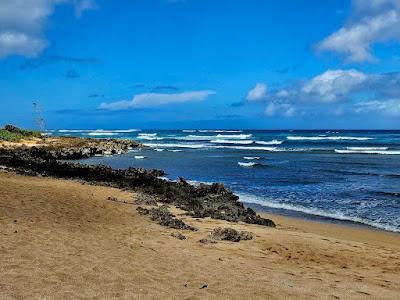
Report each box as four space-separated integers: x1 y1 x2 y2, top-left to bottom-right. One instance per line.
210 227 253 242
136 205 197 231
6 137 142 160
0 138 275 228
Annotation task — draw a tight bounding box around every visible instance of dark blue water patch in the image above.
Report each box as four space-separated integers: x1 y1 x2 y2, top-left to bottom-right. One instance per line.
372 191 400 198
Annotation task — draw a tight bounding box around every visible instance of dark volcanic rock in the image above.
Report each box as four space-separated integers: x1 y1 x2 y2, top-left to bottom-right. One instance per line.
136 206 197 231
0 141 275 228
171 232 187 240
199 238 217 244
134 193 158 206
210 227 253 242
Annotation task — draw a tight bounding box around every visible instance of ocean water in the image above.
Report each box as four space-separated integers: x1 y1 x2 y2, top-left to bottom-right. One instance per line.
49 129 400 232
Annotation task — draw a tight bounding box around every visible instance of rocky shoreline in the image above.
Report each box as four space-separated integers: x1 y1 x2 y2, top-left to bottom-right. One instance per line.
0 136 275 228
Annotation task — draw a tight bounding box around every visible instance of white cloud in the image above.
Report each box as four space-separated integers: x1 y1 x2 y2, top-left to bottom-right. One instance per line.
301 69 367 103
0 31 47 58
99 90 216 110
354 99 400 116
248 69 368 105
317 0 400 62
0 0 97 58
246 83 268 101
265 102 295 117
245 69 400 117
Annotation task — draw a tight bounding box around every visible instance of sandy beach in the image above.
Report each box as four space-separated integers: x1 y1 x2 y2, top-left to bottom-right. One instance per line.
1 169 399 299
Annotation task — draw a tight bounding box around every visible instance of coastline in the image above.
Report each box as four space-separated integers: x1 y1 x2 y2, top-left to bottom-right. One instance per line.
1 135 400 298
1 169 399 299
257 211 400 247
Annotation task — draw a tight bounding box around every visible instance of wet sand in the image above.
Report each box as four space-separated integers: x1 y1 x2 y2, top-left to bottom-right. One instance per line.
1 170 399 299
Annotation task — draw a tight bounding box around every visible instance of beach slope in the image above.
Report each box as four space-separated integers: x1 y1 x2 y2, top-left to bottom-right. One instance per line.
1 170 399 299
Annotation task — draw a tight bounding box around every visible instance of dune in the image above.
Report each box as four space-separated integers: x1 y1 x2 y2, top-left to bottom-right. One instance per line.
0 170 399 299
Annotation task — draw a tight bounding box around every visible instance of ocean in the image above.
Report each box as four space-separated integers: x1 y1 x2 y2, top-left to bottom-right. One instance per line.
48 129 400 233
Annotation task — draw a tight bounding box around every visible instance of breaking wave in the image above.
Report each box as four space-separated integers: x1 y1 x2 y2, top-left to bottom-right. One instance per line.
287 136 373 141
238 194 400 233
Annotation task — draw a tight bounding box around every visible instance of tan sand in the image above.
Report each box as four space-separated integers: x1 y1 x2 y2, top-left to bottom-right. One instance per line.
1 170 399 299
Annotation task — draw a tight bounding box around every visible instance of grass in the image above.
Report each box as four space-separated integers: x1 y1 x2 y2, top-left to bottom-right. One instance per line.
0 125 42 142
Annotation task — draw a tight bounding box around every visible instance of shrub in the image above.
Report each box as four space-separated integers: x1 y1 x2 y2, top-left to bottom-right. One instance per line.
3 124 42 138
0 129 23 141
0 125 42 141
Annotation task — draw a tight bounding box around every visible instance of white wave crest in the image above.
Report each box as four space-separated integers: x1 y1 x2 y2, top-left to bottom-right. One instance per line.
176 135 215 141
255 140 283 145
238 193 400 233
211 139 254 144
138 133 157 137
198 130 242 133
335 149 400 155
213 145 279 151
287 136 372 141
347 147 388 151
60 129 139 133
153 148 165 152
215 134 252 139
144 143 208 149
87 132 119 136
243 156 261 160
144 143 279 151
134 155 146 159
238 162 259 167
137 136 164 140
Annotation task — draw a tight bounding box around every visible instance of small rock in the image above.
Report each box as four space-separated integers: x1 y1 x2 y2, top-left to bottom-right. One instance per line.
210 227 253 242
200 284 208 289
199 238 217 244
171 232 186 240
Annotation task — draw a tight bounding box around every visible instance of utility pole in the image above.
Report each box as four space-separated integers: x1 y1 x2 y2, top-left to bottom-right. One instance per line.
33 102 45 134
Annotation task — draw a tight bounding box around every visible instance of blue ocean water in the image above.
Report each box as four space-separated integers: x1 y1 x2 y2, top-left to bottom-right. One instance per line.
49 129 400 232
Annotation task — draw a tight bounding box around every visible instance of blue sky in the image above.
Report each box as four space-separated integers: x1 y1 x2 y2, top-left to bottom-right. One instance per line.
1 0 400 129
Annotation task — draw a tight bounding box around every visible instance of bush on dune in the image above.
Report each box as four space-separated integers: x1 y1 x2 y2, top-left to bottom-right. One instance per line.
0 125 42 142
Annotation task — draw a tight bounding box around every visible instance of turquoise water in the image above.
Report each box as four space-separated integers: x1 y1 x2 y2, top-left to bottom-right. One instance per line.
49 129 400 232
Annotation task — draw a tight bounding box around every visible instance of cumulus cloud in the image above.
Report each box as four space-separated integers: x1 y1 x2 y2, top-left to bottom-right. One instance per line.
301 69 367 103
246 69 400 117
0 0 97 58
317 0 400 62
246 83 268 101
247 69 368 105
0 31 47 58
99 90 216 110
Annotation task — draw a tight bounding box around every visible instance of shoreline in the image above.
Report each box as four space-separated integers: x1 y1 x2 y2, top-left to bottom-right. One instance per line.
258 211 400 247
1 169 399 299
246 202 400 235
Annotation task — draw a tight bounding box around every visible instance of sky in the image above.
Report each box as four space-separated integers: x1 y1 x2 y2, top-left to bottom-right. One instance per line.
0 0 400 130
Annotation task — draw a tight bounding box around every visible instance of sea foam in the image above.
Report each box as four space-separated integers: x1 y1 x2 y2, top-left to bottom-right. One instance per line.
335 149 400 155
238 162 259 167
287 136 372 141
238 193 400 232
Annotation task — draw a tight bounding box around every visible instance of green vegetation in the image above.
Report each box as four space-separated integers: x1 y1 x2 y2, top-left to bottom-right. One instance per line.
0 124 42 142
